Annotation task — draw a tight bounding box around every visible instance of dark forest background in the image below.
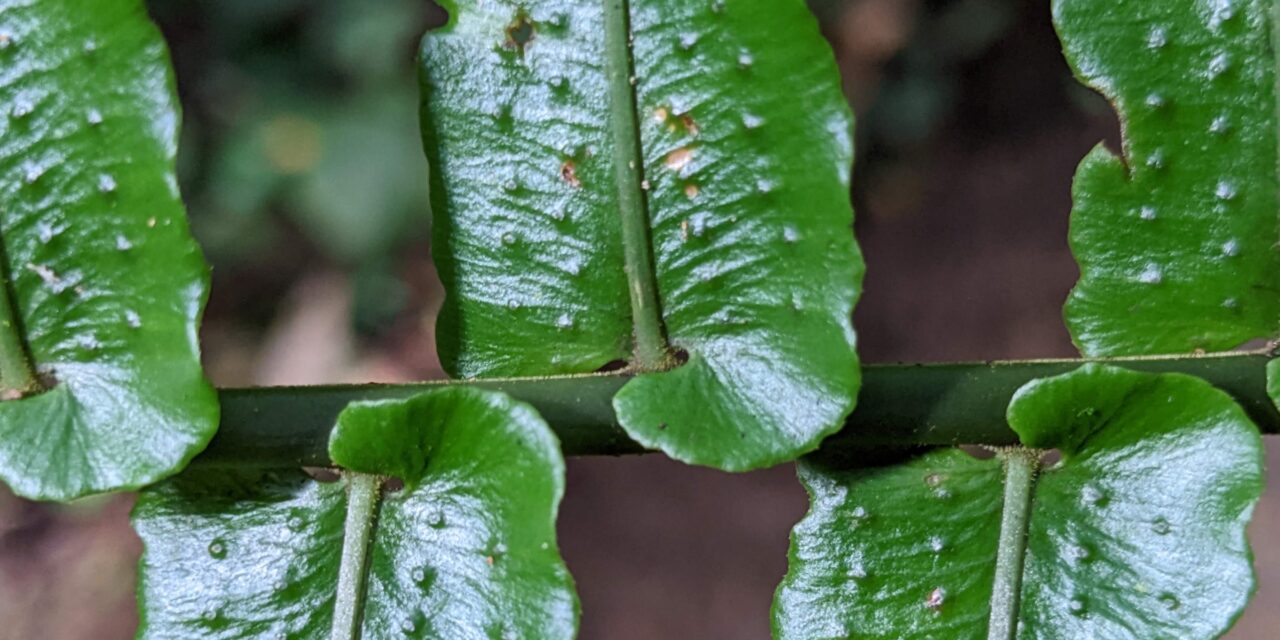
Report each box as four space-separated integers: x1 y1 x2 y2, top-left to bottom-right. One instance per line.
0 1 1275 637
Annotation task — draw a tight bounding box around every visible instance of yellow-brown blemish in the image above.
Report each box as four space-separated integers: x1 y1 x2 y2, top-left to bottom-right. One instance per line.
665 147 694 172
560 160 582 188
680 114 700 136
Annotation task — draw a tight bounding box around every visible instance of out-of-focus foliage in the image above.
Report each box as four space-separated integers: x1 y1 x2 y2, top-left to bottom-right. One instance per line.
147 0 439 336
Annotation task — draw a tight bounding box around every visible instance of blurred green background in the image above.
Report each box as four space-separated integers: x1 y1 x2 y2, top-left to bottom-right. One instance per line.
0 1 1274 638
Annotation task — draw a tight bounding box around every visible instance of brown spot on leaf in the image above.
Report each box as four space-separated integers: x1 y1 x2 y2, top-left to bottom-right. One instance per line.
665 147 694 172
684 184 700 199
680 114 700 136
504 11 536 54
561 160 581 188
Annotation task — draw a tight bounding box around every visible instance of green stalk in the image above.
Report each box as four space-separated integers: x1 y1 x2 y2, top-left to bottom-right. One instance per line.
987 450 1039 640
0 254 36 395
193 352 1280 469
331 473 382 640
602 0 672 372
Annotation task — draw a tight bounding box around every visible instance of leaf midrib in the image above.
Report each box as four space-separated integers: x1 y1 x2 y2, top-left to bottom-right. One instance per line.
331 473 383 640
601 0 673 372
986 450 1040 640
0 232 38 394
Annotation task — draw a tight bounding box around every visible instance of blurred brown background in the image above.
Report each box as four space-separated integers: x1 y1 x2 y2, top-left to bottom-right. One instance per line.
0 0 1275 638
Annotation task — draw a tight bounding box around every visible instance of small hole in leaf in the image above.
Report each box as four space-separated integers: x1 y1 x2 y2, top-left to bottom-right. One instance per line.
383 477 406 493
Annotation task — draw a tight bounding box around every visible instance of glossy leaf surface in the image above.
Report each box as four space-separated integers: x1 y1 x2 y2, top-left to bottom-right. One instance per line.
1058 0 1280 356
420 0 861 470
775 365 1263 639
0 0 217 500
135 388 576 639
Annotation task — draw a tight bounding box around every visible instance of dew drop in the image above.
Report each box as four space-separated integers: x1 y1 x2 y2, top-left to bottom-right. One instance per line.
1209 115 1231 136
503 180 518 193
1081 483 1108 506
37 223 56 244
783 226 800 243
742 113 764 130
847 562 867 580
929 536 945 553
428 507 446 528
1223 297 1239 309
1151 517 1172 535
77 333 100 350
1070 542 1093 562
1147 26 1169 49
756 179 775 194
849 505 868 527
1136 264 1163 285
1207 53 1231 79
208 539 228 559
400 617 417 634
738 49 754 68
1145 93 1167 109
411 567 428 584
98 173 117 193
86 109 103 126
11 100 32 119
1158 593 1181 611
1215 181 1238 201
1221 238 1240 257
506 299 521 311
556 313 574 330
925 587 945 611
1139 206 1158 221
287 513 305 530
679 32 699 50
1146 149 1166 170
710 0 725 14
23 164 43 185
273 578 287 592
125 309 142 329
501 232 517 246
202 606 220 622
1068 597 1087 617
